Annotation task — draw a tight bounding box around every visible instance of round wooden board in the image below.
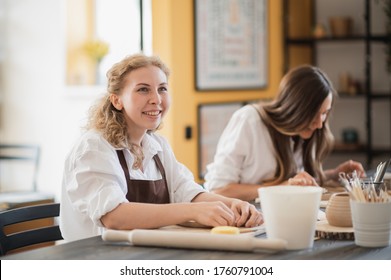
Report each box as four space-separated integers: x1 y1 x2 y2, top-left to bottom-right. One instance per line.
315 220 355 240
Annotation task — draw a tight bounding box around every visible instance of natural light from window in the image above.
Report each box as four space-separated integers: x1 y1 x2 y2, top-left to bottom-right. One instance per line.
66 0 151 88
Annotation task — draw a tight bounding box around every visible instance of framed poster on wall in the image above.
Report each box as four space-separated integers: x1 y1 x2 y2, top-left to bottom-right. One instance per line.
197 102 245 179
194 0 268 91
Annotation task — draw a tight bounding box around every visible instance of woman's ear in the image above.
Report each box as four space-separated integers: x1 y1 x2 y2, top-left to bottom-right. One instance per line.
110 94 123 110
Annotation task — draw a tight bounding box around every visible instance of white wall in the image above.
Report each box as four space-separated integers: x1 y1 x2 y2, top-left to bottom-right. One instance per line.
0 0 99 200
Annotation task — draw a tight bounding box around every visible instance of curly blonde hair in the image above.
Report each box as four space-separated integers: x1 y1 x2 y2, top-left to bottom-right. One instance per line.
86 53 170 169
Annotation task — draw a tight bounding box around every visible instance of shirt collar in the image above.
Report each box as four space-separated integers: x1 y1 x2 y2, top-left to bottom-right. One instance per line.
114 133 163 167
141 133 163 157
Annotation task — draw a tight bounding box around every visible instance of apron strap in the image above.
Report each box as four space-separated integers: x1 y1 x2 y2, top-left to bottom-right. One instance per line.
152 154 167 182
116 150 131 182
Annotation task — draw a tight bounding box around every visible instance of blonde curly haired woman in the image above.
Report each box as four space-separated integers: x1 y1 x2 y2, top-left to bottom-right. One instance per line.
60 54 262 241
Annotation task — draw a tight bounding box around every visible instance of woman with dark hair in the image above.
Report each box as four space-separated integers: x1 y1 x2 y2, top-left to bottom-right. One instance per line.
204 65 365 201
60 54 262 241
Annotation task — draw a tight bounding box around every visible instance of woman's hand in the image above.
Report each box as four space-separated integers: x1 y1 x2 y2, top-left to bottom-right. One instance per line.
191 201 236 227
190 192 263 228
337 160 366 176
229 199 264 228
288 171 318 186
327 160 366 181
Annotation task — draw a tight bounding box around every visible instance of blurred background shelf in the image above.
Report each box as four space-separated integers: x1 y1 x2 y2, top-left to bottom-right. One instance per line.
283 0 391 169
332 142 367 153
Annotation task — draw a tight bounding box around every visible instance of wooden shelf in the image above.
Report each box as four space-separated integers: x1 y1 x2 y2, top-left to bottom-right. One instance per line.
332 143 391 157
285 35 388 44
333 142 366 153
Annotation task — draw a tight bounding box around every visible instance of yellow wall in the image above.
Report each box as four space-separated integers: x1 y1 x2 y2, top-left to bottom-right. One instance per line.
286 0 313 68
152 0 283 182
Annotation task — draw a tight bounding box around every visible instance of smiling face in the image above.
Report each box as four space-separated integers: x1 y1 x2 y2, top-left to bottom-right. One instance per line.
110 65 170 143
298 93 333 139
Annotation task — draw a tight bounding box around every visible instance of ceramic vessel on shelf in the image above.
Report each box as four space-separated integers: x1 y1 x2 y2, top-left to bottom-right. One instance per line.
329 17 352 37
325 192 352 227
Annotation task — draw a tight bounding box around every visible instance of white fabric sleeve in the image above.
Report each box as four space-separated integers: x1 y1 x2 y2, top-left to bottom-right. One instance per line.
64 143 128 227
204 107 260 190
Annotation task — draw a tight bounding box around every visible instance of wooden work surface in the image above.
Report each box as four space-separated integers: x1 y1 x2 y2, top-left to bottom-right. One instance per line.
3 184 388 260
1 230 390 260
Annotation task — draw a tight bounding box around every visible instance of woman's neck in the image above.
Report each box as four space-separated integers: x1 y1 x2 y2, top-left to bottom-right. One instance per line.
127 128 146 147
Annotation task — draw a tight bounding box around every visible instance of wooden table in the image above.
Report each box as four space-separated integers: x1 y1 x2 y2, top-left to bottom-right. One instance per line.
2 184 390 260
1 233 390 260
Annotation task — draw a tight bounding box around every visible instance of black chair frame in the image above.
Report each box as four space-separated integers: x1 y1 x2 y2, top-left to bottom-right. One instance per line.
0 203 63 255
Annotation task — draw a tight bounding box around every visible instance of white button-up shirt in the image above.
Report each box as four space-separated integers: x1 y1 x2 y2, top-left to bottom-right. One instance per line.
204 105 303 191
60 130 205 241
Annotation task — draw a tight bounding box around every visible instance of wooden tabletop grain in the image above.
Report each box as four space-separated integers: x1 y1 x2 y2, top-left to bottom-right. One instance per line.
1 233 390 260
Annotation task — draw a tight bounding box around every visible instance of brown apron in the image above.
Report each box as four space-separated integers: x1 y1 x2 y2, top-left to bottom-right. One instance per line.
116 150 170 204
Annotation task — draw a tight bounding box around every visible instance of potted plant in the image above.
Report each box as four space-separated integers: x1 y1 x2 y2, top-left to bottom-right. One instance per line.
83 39 109 84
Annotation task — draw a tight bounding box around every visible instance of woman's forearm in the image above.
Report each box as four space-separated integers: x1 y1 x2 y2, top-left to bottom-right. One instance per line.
192 191 237 205
101 199 241 230
324 168 338 181
101 202 196 230
209 183 261 202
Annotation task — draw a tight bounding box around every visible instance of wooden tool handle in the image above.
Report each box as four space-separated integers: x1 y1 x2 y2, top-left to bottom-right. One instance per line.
103 229 286 252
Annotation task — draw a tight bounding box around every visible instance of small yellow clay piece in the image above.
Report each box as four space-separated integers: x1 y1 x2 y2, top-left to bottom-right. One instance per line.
210 226 240 235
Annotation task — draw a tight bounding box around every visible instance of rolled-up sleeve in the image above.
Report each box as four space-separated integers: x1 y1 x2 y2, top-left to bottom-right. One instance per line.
64 139 128 227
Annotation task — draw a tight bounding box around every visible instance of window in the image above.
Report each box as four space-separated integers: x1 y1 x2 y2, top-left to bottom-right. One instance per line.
66 0 151 87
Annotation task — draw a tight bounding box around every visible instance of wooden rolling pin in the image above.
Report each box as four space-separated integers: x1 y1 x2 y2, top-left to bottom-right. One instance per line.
102 229 287 252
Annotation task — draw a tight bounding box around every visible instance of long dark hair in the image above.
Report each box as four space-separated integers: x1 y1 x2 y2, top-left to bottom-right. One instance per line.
259 65 337 185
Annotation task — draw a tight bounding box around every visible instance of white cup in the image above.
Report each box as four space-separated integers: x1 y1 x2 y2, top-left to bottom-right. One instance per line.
258 186 322 250
350 200 391 247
